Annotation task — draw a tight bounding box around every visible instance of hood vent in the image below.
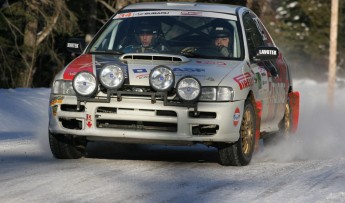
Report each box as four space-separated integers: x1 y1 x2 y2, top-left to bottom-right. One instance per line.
120 54 190 63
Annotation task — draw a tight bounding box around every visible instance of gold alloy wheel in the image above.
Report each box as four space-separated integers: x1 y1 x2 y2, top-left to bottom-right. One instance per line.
240 108 254 156
283 103 291 136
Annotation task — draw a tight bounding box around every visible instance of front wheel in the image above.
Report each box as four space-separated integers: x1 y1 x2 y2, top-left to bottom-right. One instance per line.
49 132 86 159
218 100 256 166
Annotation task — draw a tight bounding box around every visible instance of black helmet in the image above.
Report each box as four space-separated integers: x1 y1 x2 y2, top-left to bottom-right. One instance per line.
135 21 157 35
211 26 231 38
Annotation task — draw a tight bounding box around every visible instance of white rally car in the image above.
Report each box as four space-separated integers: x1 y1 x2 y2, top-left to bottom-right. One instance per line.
49 2 300 166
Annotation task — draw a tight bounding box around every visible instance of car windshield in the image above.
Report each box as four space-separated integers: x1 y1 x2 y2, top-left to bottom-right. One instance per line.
88 10 242 60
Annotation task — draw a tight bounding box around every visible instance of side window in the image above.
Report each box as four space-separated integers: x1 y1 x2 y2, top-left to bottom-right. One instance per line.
253 18 275 47
243 13 264 58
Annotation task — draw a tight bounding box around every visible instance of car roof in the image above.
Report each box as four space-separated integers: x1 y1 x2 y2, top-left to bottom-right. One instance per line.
121 2 243 15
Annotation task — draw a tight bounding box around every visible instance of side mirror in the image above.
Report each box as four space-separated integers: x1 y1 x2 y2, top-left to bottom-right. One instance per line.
253 46 279 62
66 38 86 54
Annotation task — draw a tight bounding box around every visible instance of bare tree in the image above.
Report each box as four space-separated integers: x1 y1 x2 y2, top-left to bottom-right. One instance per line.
1 0 77 87
96 0 140 15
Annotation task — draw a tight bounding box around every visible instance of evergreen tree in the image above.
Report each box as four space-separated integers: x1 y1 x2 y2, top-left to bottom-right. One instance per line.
273 1 330 58
267 0 345 78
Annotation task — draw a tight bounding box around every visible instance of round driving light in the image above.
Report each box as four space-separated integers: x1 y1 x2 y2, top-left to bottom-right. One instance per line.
99 65 124 89
177 77 201 101
73 71 97 96
149 65 174 91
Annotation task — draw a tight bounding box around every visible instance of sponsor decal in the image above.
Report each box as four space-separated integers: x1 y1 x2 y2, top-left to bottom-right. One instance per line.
136 74 149 79
116 11 170 18
269 82 286 104
86 114 92 128
264 82 286 122
67 72 77 77
135 11 170 16
114 11 236 21
133 68 147 73
205 76 215 81
181 11 202 16
67 43 79 48
233 72 254 90
132 67 205 73
117 12 133 18
196 60 226 66
258 49 277 55
132 68 206 79
233 107 241 126
142 11 170 15
50 96 64 106
173 67 205 72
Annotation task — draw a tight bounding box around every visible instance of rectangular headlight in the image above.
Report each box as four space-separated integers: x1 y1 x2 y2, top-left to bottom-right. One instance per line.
52 80 76 95
200 87 216 101
200 87 234 101
217 87 234 101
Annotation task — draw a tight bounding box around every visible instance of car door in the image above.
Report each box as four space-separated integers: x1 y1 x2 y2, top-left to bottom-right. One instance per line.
242 12 287 130
254 16 290 128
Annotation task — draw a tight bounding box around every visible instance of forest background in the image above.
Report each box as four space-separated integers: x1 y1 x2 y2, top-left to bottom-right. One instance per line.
0 0 344 88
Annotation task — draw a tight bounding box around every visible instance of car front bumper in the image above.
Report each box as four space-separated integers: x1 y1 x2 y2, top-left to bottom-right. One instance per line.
49 95 244 145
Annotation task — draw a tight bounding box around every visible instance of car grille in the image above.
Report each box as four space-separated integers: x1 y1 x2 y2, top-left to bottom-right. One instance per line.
96 107 178 132
96 120 177 132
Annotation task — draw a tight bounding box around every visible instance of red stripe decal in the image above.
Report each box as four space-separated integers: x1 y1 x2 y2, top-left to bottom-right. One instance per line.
63 54 94 80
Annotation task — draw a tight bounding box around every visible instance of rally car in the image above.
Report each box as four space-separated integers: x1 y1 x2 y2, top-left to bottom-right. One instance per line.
49 2 300 166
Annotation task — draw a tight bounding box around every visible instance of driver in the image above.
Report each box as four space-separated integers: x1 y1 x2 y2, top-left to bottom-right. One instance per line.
123 21 168 53
211 26 233 57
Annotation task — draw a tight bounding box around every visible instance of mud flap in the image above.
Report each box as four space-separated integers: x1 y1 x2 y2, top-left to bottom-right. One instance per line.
289 91 300 134
254 101 262 152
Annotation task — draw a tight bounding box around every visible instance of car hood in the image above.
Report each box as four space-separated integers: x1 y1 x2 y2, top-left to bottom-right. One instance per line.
62 53 243 86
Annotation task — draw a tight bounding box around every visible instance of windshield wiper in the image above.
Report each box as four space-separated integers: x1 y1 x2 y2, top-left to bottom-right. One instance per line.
89 50 124 55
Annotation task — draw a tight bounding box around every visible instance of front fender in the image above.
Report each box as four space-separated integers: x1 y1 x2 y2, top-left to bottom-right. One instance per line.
219 63 254 101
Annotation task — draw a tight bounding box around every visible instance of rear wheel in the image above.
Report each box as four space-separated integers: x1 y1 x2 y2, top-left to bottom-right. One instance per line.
49 132 86 159
218 100 256 166
281 102 292 136
263 101 292 146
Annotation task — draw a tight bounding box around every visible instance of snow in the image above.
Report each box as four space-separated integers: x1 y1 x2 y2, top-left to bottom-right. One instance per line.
287 2 299 9
1 79 345 202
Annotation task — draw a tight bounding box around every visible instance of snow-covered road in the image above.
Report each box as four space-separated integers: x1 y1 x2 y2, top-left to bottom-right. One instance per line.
1 80 345 203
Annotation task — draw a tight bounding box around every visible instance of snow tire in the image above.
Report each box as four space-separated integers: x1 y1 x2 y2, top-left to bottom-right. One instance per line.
218 100 256 166
49 132 86 159
263 99 292 146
